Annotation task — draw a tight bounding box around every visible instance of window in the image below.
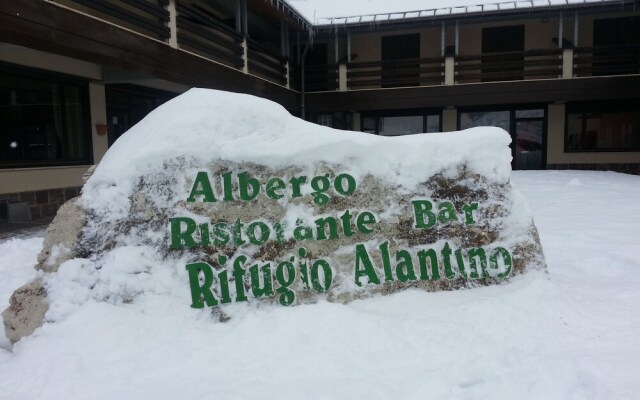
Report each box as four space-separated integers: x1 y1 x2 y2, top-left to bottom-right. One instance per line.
593 17 640 76
317 114 333 127
381 34 420 88
459 107 545 170
106 85 174 147
0 66 90 167
362 111 440 136
481 25 525 82
566 102 640 151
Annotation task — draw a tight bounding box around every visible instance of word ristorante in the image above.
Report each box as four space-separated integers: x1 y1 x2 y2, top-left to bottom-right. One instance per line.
169 171 513 307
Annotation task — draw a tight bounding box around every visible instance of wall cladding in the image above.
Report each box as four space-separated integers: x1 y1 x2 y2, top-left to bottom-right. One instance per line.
0 187 82 221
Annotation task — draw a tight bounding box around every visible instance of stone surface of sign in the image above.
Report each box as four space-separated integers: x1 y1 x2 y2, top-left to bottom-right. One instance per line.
2 89 546 343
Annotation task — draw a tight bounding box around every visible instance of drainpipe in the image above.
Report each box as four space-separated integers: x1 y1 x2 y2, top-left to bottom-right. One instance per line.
300 30 314 120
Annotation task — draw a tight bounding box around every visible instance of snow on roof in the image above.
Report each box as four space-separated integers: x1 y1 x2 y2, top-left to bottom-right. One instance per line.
285 0 624 26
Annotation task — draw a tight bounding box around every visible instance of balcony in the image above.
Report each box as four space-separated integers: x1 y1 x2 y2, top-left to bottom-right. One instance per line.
50 0 294 88
39 1 640 92
303 45 639 92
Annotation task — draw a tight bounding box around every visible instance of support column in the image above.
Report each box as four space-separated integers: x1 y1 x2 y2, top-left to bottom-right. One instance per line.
442 108 457 132
444 57 455 85
285 61 290 89
167 0 178 48
89 82 108 163
440 22 445 56
338 64 347 91
242 37 248 74
562 48 573 79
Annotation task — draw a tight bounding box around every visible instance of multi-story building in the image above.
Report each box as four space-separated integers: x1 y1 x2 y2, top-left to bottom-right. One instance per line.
0 0 638 222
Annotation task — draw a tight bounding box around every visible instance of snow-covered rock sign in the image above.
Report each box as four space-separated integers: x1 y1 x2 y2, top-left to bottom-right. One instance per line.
3 89 546 343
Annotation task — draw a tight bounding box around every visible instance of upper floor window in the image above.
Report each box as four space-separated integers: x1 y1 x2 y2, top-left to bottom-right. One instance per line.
566 101 640 152
0 66 90 168
592 17 640 76
481 25 525 82
381 34 420 88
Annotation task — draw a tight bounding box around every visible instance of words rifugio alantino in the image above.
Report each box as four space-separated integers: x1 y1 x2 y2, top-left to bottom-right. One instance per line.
169 171 513 307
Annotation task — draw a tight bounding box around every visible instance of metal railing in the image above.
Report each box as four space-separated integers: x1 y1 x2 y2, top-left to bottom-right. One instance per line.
347 57 444 89
303 65 339 91
455 49 563 83
246 39 288 86
54 0 171 40
176 2 244 69
574 44 640 77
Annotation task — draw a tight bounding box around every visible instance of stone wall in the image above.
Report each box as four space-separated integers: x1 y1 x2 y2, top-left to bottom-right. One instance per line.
0 186 81 222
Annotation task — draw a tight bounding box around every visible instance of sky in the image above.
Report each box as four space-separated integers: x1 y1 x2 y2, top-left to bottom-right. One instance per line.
286 0 618 24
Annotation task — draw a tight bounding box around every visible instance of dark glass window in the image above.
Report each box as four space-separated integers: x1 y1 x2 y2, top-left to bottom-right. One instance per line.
317 114 333 127
381 34 420 88
566 102 640 151
106 85 174 147
459 107 545 170
0 68 90 167
362 111 441 136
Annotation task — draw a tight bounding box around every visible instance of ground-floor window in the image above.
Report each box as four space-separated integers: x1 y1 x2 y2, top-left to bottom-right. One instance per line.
362 110 440 136
459 107 545 170
0 65 90 167
106 85 175 146
565 101 640 152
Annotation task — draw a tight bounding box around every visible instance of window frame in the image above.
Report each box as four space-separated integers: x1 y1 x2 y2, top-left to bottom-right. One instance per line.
457 103 548 170
0 62 93 169
564 100 640 153
360 109 442 136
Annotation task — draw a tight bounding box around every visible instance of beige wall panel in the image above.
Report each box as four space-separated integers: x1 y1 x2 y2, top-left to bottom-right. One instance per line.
89 82 109 164
0 166 89 194
350 32 381 63
547 103 640 164
350 28 440 63
420 27 441 58
458 18 561 56
442 108 458 132
0 43 101 79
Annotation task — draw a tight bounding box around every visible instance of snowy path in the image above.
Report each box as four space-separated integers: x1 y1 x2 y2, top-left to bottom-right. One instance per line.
0 170 638 400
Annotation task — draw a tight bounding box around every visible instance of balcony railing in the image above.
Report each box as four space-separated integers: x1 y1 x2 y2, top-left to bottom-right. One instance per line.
574 44 640 77
176 2 244 69
54 0 171 41
347 57 444 89
45 1 640 92
303 65 339 91
247 39 288 87
456 49 563 83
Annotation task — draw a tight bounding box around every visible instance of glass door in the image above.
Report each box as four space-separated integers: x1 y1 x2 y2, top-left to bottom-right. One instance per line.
513 109 544 170
460 108 545 170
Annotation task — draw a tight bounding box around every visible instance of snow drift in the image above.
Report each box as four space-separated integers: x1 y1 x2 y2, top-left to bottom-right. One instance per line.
2 88 545 343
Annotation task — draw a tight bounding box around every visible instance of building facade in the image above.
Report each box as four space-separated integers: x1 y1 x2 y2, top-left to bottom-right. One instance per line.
0 0 639 222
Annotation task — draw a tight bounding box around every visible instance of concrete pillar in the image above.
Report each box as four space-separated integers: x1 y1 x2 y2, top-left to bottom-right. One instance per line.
285 61 290 89
444 57 455 85
353 112 361 131
167 0 178 48
89 82 108 163
442 108 457 132
547 103 566 165
562 48 574 79
241 37 248 74
338 64 348 91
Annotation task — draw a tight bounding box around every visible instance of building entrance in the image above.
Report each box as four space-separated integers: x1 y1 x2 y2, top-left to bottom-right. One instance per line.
460 108 545 170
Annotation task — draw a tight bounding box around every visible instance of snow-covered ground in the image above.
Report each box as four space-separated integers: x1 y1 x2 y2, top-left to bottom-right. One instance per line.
0 170 638 400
